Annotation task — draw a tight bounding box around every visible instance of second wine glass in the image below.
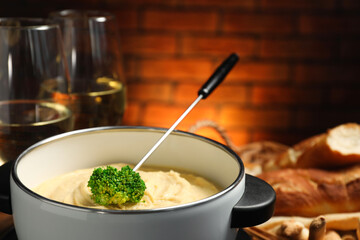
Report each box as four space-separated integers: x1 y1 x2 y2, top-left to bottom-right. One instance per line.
50 10 127 130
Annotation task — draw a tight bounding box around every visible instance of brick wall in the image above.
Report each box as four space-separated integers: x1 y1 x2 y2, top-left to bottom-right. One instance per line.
2 0 360 147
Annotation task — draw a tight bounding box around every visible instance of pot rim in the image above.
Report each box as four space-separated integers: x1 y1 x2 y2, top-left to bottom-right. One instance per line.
12 126 245 214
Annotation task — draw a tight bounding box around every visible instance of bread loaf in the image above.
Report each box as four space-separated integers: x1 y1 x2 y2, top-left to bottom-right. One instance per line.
258 165 360 217
273 123 360 170
236 141 289 175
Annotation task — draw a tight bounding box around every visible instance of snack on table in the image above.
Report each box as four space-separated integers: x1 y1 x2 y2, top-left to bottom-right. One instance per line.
253 213 360 240
236 141 289 175
257 165 360 217
237 123 360 217
237 123 360 239
273 123 360 170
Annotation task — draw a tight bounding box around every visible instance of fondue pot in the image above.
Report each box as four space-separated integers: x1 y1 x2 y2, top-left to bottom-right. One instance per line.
0 127 275 240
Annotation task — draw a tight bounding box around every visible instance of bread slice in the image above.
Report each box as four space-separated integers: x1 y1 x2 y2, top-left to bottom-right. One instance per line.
274 123 360 169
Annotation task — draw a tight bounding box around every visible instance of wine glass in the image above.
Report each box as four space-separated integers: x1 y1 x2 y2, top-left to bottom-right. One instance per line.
49 10 126 130
0 18 73 165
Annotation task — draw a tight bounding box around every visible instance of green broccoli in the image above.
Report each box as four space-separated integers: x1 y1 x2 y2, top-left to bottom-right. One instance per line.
87 165 146 206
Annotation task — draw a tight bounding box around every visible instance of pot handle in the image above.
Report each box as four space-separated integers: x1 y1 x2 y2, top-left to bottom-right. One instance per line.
231 174 276 228
0 161 12 214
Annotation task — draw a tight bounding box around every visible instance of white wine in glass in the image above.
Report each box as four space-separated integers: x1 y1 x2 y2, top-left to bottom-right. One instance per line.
0 18 73 164
50 10 126 130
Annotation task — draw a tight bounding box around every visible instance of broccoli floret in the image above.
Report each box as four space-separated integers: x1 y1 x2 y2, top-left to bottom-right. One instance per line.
87 165 146 206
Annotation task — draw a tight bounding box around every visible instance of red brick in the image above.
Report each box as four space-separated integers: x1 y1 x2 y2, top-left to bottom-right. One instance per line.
252 130 311 146
122 102 142 125
342 0 360 9
223 13 296 34
228 62 289 83
295 65 335 84
340 40 360 59
139 58 213 80
260 0 336 10
182 0 256 8
182 36 257 57
219 106 290 128
260 39 337 59
142 103 217 128
173 84 202 103
121 33 177 55
329 88 360 106
143 10 218 32
43 0 100 6
105 0 163 6
252 86 323 105
122 56 137 79
189 127 228 145
127 82 172 102
295 109 360 129
174 83 248 104
114 9 138 29
210 85 248 104
188 127 251 147
226 129 251 147
333 65 360 83
143 104 182 127
300 15 360 34
294 64 360 84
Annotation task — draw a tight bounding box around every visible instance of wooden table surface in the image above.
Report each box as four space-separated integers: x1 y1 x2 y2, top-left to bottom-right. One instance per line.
0 213 13 238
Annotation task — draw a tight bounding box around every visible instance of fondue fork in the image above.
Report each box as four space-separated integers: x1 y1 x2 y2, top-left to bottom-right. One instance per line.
133 53 239 171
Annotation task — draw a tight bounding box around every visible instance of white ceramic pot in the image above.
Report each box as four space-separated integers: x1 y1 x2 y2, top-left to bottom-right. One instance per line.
1 127 275 240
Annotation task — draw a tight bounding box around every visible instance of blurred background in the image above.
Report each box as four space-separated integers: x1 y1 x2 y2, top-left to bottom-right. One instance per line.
1 0 360 147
